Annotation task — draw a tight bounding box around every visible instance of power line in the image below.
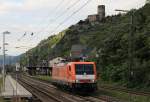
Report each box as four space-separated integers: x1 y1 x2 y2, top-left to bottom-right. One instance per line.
53 0 65 12
54 0 81 21
17 32 27 41
34 0 68 34
50 0 92 34
38 0 65 25
0 24 28 42
17 0 65 42
53 0 71 18
36 0 92 38
20 0 92 45
35 0 81 35
29 0 83 42
0 24 26 31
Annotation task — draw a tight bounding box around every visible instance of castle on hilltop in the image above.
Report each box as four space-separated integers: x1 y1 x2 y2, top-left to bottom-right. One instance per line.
87 5 105 22
69 5 106 32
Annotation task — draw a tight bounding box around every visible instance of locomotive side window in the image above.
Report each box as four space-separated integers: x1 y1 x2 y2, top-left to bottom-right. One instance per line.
75 64 94 75
69 66 71 71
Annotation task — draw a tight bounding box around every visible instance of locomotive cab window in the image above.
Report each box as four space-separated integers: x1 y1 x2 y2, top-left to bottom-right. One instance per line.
75 64 94 75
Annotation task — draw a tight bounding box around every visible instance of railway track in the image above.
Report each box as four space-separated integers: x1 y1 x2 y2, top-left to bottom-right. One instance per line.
99 85 150 97
17 75 112 102
18 79 62 102
25 74 150 97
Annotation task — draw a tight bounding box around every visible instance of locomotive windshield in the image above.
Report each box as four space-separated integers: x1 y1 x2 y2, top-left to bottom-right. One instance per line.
75 64 94 75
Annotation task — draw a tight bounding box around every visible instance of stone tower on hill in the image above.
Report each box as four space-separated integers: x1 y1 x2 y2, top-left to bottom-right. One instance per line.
98 5 105 21
87 5 105 22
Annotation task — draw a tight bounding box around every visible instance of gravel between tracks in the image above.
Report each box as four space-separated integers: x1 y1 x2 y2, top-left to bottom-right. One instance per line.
17 75 107 102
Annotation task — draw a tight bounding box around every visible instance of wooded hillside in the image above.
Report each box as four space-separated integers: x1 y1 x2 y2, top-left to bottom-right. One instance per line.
20 4 150 88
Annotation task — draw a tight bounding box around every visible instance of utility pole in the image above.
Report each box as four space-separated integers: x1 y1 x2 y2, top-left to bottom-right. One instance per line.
128 11 134 85
115 9 135 84
2 31 10 91
3 33 5 91
128 11 135 102
115 10 135 102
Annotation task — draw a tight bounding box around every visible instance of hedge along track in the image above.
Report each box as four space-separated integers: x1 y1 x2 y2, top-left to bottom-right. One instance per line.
17 75 109 102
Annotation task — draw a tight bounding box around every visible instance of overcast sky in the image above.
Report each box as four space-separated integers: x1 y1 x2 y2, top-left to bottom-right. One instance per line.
0 0 146 56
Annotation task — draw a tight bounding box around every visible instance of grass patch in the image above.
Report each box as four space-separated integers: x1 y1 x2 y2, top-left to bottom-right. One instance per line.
97 81 150 102
0 76 4 102
98 88 150 102
35 75 51 82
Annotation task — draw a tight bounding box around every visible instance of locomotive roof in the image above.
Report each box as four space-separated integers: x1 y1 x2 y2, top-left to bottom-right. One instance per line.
53 61 95 67
68 61 95 65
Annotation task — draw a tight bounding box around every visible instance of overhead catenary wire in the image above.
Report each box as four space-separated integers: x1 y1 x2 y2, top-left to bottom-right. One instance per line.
53 0 71 18
17 32 27 41
52 0 65 13
50 0 93 34
36 0 92 38
54 0 81 22
35 0 82 35
37 0 66 25
0 24 31 42
17 0 65 42
32 0 69 35
0 24 27 32
18 0 92 47
17 31 35 42
29 0 83 42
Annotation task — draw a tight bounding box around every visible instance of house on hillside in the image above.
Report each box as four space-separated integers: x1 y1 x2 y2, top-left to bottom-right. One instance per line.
70 44 87 61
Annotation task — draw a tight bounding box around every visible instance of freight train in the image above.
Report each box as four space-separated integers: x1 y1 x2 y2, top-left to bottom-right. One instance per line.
51 61 97 91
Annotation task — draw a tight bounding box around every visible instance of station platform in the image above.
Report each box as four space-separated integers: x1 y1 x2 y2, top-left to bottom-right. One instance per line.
1 75 32 98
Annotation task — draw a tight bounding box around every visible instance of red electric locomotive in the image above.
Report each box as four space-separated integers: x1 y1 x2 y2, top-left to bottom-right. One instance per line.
51 61 97 91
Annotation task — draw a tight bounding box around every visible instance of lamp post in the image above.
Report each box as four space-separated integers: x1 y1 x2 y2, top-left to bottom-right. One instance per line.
14 46 28 101
2 31 10 91
15 46 27 100
115 9 135 102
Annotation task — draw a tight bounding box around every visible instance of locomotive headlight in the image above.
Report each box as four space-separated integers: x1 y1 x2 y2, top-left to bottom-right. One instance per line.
76 80 79 83
92 80 95 82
